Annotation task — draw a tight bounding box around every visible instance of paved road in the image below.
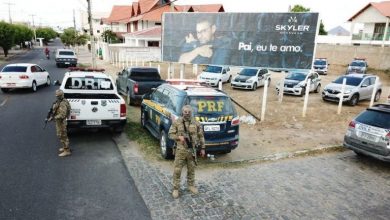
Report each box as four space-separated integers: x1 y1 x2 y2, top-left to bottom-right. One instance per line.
0 40 151 220
118 139 390 220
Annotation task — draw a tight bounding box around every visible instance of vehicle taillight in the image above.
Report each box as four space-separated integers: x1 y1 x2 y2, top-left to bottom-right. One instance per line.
120 103 126 117
348 121 356 128
19 75 29 79
386 132 390 140
231 116 240 126
134 83 139 94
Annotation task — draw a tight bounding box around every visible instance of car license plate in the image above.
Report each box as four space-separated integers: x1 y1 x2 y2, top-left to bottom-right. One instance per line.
358 131 378 142
65 62 70 64
204 125 220 132
86 120 101 125
6 83 15 87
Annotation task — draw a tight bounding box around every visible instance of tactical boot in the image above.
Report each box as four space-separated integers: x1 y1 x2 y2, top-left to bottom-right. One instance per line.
172 190 179 199
58 149 71 157
188 186 198 195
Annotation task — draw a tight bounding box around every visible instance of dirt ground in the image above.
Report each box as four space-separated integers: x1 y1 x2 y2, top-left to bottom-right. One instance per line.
153 63 390 162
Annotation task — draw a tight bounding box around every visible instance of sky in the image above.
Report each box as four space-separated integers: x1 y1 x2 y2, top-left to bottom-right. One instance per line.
0 0 380 31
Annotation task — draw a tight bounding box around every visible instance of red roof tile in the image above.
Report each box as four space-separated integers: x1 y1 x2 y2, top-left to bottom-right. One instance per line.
348 1 390 21
107 6 132 23
126 26 161 37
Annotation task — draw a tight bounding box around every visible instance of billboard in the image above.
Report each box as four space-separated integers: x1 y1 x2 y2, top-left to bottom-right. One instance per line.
162 13 319 70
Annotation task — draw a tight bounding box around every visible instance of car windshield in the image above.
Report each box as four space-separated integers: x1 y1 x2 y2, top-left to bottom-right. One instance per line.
1 66 27 72
59 51 75 56
355 110 390 129
64 77 114 90
240 69 258 76
314 60 326 65
286 72 307 81
188 96 236 117
333 76 362 86
350 61 365 67
204 66 222 73
129 68 161 80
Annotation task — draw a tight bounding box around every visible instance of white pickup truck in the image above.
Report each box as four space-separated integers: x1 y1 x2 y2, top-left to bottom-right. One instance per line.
58 68 127 133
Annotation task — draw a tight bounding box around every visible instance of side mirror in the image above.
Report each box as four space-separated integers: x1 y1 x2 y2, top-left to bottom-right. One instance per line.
142 93 151 100
53 80 61 86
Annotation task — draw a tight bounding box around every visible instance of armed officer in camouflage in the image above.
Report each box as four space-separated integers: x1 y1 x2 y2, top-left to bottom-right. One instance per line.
169 105 205 199
48 89 72 157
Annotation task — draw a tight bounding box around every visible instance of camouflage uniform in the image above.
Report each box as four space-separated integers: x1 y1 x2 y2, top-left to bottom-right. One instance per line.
168 116 205 192
52 90 71 156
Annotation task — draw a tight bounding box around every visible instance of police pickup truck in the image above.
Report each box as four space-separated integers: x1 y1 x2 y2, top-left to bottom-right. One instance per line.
58 67 127 132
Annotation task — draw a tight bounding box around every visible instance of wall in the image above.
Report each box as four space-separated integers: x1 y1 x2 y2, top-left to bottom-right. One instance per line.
316 44 390 69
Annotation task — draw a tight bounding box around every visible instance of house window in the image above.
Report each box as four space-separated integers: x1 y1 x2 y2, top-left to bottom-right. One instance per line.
155 22 161 26
148 41 159 47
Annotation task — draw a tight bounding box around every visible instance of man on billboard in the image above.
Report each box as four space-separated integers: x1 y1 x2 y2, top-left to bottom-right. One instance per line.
178 17 231 65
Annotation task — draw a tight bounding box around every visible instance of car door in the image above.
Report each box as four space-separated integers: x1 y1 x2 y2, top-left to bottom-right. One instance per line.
360 78 371 99
117 69 127 93
29 66 39 84
34 65 45 85
221 67 228 82
310 73 320 91
257 69 265 86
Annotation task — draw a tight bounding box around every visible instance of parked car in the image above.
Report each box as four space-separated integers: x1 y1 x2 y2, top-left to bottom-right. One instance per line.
231 67 270 91
116 67 166 105
313 58 329 75
0 63 51 93
141 79 240 159
344 103 390 162
55 49 78 67
197 65 232 86
58 67 126 133
322 74 382 106
346 58 368 74
275 70 321 96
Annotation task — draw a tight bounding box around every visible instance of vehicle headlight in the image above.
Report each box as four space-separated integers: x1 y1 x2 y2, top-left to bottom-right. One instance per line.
344 90 352 94
295 82 305 87
246 80 253 83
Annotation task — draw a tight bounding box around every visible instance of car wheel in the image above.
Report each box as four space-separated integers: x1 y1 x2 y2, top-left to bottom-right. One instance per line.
31 81 37 92
252 83 257 91
315 84 321 93
1 88 9 93
127 90 133 106
300 88 306 97
374 90 381 102
349 94 359 106
141 110 146 128
160 130 173 159
227 76 232 83
46 77 51 86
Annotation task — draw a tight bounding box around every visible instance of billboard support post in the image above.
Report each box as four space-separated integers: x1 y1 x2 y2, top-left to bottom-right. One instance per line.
369 76 379 107
302 79 311 117
180 64 184 79
261 77 269 121
337 78 346 114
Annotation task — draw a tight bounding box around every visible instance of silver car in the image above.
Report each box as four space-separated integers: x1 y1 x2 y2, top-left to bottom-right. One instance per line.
344 104 390 162
322 74 382 106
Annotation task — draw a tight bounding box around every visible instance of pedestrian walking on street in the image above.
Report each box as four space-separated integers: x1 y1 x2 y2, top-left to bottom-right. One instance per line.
168 105 206 199
48 89 72 157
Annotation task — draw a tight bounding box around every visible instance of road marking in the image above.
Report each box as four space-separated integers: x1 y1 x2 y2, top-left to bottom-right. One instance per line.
0 96 9 107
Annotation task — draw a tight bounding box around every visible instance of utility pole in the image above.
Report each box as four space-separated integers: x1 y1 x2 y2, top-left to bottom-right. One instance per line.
73 9 78 48
86 0 96 68
30 14 37 42
4 1 15 24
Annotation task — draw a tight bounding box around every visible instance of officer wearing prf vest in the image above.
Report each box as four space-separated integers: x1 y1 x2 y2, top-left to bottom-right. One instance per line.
169 105 206 199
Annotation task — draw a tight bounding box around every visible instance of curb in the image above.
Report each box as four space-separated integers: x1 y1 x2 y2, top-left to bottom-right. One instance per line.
209 145 346 165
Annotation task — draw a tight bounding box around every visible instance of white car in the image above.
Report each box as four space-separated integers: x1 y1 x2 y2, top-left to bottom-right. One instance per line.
197 65 232 86
55 49 78 67
58 68 127 133
231 68 271 90
276 70 321 96
0 63 51 93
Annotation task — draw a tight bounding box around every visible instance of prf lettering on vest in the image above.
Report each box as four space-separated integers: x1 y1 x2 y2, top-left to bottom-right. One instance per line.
197 101 224 112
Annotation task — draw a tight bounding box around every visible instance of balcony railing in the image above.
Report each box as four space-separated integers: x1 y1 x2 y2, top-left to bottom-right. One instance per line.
352 33 390 41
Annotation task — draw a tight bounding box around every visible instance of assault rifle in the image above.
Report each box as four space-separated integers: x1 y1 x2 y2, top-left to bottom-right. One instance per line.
43 101 59 129
182 121 198 166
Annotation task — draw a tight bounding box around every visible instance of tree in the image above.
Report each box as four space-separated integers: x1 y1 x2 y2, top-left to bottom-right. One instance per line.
36 27 57 44
290 4 327 35
101 30 121 43
13 24 33 48
75 34 88 46
60 28 77 46
0 21 15 57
